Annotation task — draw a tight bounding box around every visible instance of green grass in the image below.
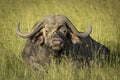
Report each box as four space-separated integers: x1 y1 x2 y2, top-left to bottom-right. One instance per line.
0 0 120 80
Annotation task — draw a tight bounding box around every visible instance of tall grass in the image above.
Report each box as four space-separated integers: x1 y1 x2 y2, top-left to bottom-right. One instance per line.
0 0 120 80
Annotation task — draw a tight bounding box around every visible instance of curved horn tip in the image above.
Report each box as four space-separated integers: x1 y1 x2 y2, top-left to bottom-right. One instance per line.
16 22 20 30
87 24 92 34
78 24 92 38
16 23 29 38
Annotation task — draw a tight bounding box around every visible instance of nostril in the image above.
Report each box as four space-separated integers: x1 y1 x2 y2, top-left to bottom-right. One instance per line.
52 38 63 45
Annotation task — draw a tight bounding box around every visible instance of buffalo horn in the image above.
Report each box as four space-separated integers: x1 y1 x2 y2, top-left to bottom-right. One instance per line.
16 20 44 38
65 17 92 37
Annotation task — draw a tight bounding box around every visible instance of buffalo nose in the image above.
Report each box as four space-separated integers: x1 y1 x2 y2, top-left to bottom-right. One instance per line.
52 38 63 45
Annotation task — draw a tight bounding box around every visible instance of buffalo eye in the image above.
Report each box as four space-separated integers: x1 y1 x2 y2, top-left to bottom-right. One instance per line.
59 27 68 35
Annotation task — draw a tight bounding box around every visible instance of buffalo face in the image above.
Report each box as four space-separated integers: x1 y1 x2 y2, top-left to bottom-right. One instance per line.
42 22 69 51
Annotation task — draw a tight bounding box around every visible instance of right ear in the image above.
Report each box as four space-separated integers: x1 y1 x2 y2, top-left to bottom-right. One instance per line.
69 32 81 44
31 30 44 45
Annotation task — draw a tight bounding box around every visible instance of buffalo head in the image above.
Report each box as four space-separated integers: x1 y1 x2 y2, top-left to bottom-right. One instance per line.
16 15 92 51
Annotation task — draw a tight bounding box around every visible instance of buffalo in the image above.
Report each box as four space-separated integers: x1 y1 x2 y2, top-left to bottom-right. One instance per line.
16 15 110 69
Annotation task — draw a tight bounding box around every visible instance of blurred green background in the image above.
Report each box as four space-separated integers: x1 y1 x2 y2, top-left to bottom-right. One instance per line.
0 0 120 80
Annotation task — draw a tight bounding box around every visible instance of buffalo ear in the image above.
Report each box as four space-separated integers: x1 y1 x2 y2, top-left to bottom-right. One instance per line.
31 31 44 45
36 33 44 45
69 33 80 44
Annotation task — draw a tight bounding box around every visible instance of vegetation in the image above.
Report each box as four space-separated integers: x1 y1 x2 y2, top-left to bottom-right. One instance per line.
0 0 120 80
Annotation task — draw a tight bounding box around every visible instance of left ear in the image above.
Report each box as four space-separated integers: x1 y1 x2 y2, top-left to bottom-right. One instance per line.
31 31 44 45
36 33 44 45
69 33 80 44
